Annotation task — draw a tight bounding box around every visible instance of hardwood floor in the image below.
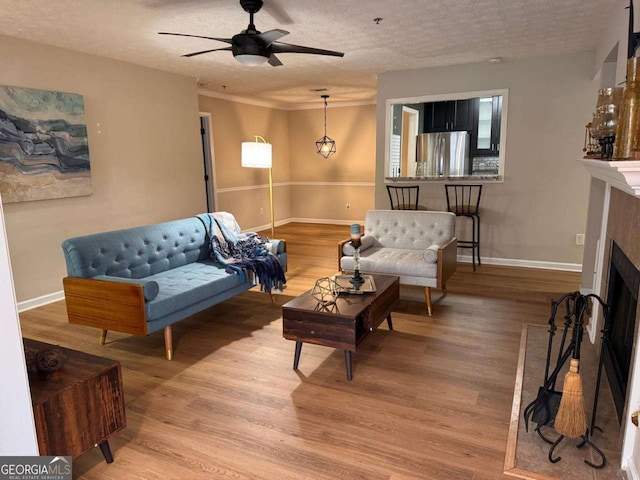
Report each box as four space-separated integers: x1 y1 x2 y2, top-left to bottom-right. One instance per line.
19 223 581 479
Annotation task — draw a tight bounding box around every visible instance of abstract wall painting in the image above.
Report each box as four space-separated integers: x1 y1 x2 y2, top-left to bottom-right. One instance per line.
0 85 92 203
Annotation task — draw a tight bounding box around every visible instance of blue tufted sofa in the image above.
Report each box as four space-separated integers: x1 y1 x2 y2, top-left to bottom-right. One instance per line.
62 213 286 359
339 210 456 316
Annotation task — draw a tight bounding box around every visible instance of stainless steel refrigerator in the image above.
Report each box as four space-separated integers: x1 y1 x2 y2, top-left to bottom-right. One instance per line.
415 131 470 177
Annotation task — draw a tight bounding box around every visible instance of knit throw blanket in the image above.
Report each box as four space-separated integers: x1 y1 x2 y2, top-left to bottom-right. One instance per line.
196 214 286 293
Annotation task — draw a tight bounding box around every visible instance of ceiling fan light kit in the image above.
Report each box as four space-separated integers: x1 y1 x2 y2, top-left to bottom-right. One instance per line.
235 54 269 66
159 0 344 67
316 95 336 159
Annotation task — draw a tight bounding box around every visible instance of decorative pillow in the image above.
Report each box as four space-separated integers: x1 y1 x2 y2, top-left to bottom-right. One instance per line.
342 235 375 255
142 280 160 301
423 244 440 263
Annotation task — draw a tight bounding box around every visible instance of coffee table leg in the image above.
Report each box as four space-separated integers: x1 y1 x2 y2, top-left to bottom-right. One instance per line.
293 341 302 370
344 351 353 381
386 313 393 330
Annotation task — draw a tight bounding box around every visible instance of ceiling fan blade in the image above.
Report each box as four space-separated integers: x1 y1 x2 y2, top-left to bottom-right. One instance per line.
183 47 232 58
262 0 294 25
158 32 232 44
271 42 344 57
256 29 289 46
268 54 283 67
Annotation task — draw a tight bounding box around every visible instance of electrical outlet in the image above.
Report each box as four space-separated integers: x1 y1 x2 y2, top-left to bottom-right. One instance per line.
576 234 585 245
346 202 350 210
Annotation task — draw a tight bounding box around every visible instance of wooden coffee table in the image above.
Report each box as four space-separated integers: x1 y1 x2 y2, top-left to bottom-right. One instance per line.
282 274 399 381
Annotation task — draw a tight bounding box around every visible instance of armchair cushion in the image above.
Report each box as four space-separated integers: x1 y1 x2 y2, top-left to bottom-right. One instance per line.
342 247 438 278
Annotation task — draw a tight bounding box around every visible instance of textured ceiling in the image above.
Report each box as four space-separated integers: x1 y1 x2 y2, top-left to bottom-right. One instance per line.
0 0 620 107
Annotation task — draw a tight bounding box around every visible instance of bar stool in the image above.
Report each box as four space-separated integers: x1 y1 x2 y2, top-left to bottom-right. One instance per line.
386 185 419 210
445 184 482 271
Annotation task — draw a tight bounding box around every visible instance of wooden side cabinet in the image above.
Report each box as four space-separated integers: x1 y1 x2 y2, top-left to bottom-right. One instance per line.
24 338 126 463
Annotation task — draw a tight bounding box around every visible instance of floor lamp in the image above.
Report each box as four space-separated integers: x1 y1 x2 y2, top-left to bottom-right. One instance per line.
241 135 274 238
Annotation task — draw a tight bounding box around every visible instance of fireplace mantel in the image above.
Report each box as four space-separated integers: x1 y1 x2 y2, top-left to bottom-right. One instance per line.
580 158 640 197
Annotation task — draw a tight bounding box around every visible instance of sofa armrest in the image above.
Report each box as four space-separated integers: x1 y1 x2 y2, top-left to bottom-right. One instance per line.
437 237 458 289
63 277 148 336
92 275 159 301
268 238 286 254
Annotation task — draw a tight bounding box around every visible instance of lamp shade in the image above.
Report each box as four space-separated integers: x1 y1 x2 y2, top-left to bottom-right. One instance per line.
241 142 272 168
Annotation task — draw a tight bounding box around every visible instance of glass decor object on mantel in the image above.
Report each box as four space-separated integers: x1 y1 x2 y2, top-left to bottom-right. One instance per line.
588 86 623 160
614 57 640 160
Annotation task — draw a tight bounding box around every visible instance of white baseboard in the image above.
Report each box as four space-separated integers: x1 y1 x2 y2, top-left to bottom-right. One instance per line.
244 218 290 234
17 290 64 313
456 254 582 272
287 217 362 226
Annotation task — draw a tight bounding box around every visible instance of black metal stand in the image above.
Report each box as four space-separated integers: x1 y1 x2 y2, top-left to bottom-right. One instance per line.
523 292 608 470
587 296 611 436
548 430 606 469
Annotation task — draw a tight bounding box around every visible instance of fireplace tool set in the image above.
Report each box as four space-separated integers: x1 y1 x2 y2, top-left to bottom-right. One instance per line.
523 291 611 470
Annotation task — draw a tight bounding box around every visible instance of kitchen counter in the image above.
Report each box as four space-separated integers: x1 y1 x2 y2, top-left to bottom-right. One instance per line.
386 175 502 183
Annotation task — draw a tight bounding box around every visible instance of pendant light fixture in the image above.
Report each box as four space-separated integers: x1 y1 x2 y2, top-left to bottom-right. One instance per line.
315 95 336 158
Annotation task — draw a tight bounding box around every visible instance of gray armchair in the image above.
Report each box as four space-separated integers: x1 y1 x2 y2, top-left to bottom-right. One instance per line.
339 209 457 315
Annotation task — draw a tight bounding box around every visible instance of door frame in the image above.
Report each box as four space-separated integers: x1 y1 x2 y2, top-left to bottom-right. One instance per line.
199 113 217 212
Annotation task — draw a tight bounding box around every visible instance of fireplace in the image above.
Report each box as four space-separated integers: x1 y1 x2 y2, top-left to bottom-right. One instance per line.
580 159 640 471
604 241 640 424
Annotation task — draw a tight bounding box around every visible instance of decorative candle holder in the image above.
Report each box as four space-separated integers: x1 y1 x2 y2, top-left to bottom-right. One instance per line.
349 224 365 290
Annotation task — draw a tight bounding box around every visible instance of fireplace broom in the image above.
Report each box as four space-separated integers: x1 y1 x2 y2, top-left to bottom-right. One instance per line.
554 358 587 438
554 295 588 438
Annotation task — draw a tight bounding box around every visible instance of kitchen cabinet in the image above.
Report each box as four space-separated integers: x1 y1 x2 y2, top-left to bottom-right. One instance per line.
471 96 501 156
424 99 473 133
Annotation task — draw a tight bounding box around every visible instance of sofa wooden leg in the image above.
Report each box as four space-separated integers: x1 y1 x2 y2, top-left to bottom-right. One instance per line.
99 329 108 345
424 287 433 316
442 283 448 296
164 326 173 360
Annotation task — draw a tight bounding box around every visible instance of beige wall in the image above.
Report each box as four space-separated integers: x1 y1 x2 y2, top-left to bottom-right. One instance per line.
198 95 291 231
288 104 376 222
0 35 204 301
377 51 596 265
199 96 376 229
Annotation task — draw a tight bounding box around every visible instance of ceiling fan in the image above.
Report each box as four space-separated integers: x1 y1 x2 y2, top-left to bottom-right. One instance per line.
159 0 344 67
